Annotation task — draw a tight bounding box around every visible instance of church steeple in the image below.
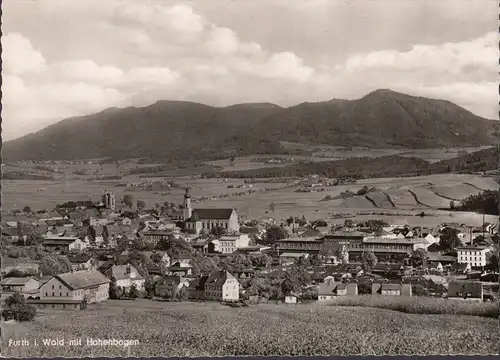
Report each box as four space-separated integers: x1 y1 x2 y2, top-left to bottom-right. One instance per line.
183 187 192 221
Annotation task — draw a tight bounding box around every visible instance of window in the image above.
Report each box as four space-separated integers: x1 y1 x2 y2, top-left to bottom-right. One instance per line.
59 293 62 296
59 285 62 289
51 304 55 308
52 285 55 289
52 292 54 296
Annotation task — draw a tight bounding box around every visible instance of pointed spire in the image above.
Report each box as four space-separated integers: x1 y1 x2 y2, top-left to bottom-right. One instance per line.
184 187 191 198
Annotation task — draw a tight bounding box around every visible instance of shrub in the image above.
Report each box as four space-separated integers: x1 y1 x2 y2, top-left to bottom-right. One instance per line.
2 293 37 322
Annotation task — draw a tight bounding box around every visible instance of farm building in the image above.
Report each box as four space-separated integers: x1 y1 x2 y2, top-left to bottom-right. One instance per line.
0 277 40 305
32 270 110 310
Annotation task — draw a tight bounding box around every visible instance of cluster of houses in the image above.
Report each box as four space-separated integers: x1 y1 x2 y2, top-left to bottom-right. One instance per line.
1 190 498 310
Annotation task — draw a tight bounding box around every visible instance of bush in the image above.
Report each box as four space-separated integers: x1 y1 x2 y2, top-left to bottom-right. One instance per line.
2 293 37 322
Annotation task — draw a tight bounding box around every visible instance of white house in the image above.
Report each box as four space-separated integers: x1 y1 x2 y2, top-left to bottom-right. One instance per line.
456 246 489 269
0 277 40 303
105 264 145 291
42 236 87 252
202 270 240 301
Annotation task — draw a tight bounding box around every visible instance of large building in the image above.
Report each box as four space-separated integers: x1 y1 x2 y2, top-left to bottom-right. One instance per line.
30 270 110 310
182 188 240 234
456 246 489 269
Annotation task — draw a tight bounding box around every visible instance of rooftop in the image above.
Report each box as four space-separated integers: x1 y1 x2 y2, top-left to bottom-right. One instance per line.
56 270 110 290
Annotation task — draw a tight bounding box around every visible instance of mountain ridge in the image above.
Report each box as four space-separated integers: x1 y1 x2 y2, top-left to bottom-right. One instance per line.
4 89 499 162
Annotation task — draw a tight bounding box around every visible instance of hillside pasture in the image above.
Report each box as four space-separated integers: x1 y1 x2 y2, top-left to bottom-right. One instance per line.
407 187 454 209
385 189 423 208
430 184 483 202
365 191 395 208
2 300 498 357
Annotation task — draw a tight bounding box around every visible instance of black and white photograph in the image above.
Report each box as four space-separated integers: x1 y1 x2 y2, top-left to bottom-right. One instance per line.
1 0 499 357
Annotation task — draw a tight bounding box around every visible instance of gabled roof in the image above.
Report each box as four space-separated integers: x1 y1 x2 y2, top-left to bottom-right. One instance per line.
55 270 110 290
448 281 482 298
1 277 37 286
191 209 234 220
67 253 92 264
107 264 144 281
206 270 236 286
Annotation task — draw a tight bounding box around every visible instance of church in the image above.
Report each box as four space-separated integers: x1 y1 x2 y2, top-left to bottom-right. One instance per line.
182 188 240 234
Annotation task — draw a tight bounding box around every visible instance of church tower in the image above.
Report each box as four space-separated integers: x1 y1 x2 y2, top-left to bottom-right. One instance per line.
182 187 192 221
103 191 116 210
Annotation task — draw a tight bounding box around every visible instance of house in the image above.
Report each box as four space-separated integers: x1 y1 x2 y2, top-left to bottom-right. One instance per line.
1 258 40 275
144 251 171 267
67 254 96 272
279 252 310 265
32 270 110 309
285 292 302 304
371 283 412 296
427 252 457 266
105 264 145 291
317 282 358 301
201 270 240 301
42 236 87 252
182 188 240 234
168 262 193 277
1 227 27 243
154 275 189 297
44 219 75 228
447 281 483 302
451 262 471 274
142 230 174 247
0 277 40 303
219 234 251 252
456 246 489 269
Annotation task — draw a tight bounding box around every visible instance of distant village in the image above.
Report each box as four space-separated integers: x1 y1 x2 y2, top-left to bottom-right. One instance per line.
1 187 499 313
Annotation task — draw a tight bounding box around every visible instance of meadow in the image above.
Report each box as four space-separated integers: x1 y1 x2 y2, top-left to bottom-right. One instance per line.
2 300 498 357
327 295 499 318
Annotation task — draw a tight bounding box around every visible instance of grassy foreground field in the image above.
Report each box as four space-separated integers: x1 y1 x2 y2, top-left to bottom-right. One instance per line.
2 300 498 357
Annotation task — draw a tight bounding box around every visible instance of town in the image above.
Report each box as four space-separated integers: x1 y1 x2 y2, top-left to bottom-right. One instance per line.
2 187 498 315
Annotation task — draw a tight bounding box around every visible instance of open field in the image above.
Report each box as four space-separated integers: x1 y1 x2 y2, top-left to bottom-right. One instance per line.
2 300 498 357
204 146 493 171
327 295 499 318
3 173 497 227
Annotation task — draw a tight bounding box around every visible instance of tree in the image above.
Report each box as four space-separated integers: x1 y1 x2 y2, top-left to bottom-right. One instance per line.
344 219 354 228
22 206 32 214
2 293 37 322
136 200 146 211
262 225 288 246
410 249 427 268
144 277 155 299
269 202 276 213
128 284 140 299
109 276 122 299
102 225 110 244
449 200 455 210
335 245 349 264
122 194 134 208
210 226 227 238
438 228 463 252
361 251 377 273
281 278 294 295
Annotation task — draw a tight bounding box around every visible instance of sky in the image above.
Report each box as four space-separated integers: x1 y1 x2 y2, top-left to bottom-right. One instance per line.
2 0 498 141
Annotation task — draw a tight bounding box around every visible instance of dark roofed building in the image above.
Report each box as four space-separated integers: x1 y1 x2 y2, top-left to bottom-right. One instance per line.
447 281 483 302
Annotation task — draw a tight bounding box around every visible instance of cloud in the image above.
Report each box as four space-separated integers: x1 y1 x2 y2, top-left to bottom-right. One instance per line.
259 52 315 82
54 60 125 84
339 32 497 78
2 33 47 75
